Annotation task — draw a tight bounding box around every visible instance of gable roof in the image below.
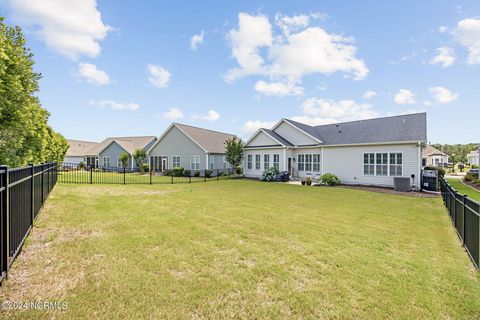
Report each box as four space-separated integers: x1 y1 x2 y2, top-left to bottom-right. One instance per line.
86 136 156 155
287 113 426 146
66 140 99 157
174 123 237 153
250 113 427 148
422 145 447 157
261 129 294 146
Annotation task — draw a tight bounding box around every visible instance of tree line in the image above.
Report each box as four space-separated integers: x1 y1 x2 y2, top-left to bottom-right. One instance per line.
431 143 479 164
0 17 67 167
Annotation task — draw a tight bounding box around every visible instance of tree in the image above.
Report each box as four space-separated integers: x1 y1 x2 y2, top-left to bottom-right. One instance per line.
431 143 479 163
224 137 244 170
119 152 129 168
132 148 147 171
0 16 67 167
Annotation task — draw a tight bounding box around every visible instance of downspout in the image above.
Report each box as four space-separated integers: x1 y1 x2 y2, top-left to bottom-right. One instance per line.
206 152 209 171
321 147 324 175
417 143 422 191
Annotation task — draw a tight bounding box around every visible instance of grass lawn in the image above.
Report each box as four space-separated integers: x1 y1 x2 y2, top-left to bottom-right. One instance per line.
446 178 480 202
1 180 479 319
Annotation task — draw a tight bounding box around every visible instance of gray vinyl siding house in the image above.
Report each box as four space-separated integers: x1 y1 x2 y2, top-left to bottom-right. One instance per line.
243 113 427 190
65 140 98 164
85 136 157 169
147 123 236 172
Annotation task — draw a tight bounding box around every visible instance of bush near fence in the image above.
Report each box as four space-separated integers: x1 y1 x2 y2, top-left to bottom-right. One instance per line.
440 177 480 268
0 162 57 284
57 163 241 185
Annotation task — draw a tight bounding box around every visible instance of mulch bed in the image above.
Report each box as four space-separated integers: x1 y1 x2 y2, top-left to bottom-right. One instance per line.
336 185 439 198
464 180 480 192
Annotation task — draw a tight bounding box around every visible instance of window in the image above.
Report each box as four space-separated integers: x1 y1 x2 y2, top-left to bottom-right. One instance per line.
298 154 305 171
364 153 375 175
313 154 321 172
376 153 388 176
190 155 200 170
209 156 214 170
264 154 270 170
117 157 123 168
389 153 402 176
255 154 261 170
305 154 312 171
103 156 110 167
247 154 252 170
273 154 280 170
172 156 181 168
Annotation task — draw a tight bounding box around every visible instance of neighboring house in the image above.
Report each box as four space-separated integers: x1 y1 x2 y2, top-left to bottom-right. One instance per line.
147 123 236 172
422 145 449 167
84 136 157 169
65 140 98 164
467 150 480 166
243 113 427 190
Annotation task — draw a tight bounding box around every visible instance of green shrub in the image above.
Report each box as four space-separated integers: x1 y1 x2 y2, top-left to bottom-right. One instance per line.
320 173 340 186
140 163 149 173
183 169 191 177
194 171 200 177
305 177 312 186
79 161 85 170
173 166 184 177
464 173 474 182
235 166 243 175
472 164 479 169
205 170 212 178
260 167 279 182
164 169 172 176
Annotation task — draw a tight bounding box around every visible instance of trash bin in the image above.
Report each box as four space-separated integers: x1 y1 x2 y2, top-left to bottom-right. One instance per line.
421 170 438 191
393 177 411 192
281 171 289 182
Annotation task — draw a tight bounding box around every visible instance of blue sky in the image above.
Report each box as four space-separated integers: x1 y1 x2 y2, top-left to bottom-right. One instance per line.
2 0 479 143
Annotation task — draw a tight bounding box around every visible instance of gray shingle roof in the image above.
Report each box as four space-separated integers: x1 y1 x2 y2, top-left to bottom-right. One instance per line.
422 145 447 157
285 113 427 146
66 140 99 157
175 123 237 153
86 136 156 155
261 129 294 146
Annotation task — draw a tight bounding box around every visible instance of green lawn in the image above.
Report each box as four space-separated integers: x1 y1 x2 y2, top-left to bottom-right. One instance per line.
1 180 479 319
446 178 480 202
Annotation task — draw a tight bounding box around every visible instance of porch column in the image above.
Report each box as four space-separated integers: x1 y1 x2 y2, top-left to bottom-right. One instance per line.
283 148 287 171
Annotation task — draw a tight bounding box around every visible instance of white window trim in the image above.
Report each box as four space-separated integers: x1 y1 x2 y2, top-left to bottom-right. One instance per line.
103 156 111 167
263 154 270 170
362 152 404 177
172 155 181 168
297 153 321 172
190 155 200 170
255 154 261 170
117 156 122 168
273 154 280 170
247 154 253 170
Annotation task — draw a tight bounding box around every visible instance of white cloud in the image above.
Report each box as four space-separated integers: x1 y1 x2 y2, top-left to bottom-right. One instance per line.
363 90 377 100
190 30 204 50
89 100 139 111
192 110 221 122
148 64 171 88
162 108 183 120
423 100 432 106
254 80 303 96
289 115 337 126
301 98 378 120
225 12 368 89
394 89 416 105
430 47 455 68
225 13 273 82
8 0 111 59
77 62 110 85
242 120 277 134
429 86 458 104
275 13 310 35
454 18 480 64
438 26 449 33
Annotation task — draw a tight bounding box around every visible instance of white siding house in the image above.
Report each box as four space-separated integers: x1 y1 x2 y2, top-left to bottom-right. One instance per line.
467 150 479 166
243 113 427 190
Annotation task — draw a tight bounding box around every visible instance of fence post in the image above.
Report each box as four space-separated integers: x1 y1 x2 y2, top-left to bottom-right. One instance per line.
171 171 174 184
41 163 44 203
204 170 206 182
90 165 93 184
0 165 9 277
149 170 152 185
29 164 34 224
217 169 219 180
123 166 126 185
189 174 191 184
462 195 467 247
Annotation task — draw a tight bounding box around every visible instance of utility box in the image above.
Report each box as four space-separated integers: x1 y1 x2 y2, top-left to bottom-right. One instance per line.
422 170 439 191
394 177 411 192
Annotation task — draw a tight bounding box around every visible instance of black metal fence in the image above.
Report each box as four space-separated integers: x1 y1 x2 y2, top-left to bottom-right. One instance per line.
58 162 240 185
0 162 57 284
440 177 479 268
